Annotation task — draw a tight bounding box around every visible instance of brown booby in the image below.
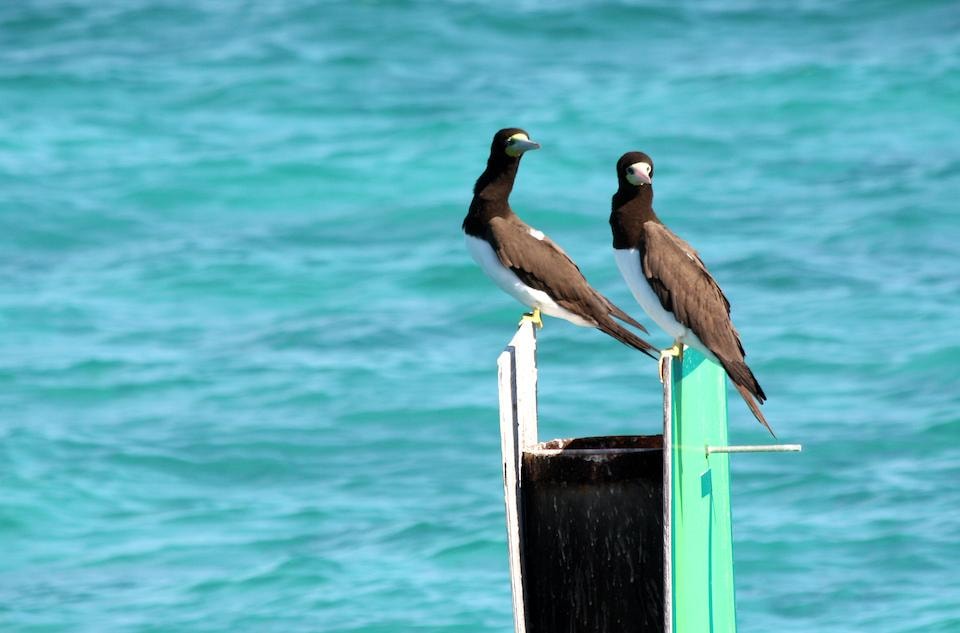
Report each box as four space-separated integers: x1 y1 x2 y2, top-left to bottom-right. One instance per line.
463 129 655 356
609 151 773 434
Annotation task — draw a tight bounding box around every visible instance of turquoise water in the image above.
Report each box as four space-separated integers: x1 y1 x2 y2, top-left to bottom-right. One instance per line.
2 1 959 631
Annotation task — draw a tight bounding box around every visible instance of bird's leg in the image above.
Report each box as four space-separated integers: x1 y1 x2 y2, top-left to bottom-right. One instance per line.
658 341 683 383
519 307 543 329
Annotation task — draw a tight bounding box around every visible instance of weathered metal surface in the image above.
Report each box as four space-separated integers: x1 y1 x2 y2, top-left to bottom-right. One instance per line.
520 436 665 633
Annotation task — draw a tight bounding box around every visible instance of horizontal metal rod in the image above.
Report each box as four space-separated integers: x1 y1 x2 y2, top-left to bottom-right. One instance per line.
706 444 802 455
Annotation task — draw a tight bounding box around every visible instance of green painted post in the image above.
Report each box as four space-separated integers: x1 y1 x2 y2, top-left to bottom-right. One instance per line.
669 348 737 633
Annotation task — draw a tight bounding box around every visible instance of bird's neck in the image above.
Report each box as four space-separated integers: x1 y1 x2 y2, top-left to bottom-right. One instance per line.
610 186 659 249
463 157 520 236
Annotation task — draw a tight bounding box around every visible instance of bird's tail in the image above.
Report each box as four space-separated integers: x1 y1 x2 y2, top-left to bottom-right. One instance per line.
723 358 775 437
733 383 775 437
604 300 649 333
596 319 657 359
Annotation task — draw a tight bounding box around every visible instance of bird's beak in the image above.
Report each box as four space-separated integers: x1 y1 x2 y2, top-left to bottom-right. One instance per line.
507 138 541 156
626 171 651 186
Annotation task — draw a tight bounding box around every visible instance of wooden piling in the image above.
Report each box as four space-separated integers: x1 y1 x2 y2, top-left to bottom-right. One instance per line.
497 324 799 632
498 321 664 632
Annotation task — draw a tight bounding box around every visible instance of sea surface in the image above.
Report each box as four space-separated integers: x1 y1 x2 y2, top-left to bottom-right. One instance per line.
1 1 959 631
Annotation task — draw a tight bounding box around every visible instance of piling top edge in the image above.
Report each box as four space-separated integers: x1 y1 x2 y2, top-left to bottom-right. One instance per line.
529 434 664 455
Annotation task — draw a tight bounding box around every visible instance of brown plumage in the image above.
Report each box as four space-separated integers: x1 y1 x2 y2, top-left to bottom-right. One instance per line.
610 151 773 435
463 129 656 357
485 215 655 354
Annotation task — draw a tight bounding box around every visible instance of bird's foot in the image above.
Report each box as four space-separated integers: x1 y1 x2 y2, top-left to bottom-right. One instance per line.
658 342 684 383
519 307 543 329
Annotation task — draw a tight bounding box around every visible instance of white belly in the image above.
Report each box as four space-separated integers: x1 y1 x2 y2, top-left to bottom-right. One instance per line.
613 248 714 357
466 235 594 327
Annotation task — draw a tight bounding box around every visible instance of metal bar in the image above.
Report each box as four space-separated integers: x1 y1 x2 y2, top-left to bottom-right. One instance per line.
705 444 802 455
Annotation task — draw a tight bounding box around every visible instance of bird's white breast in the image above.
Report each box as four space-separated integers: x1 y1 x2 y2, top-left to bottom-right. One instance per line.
466 234 592 327
614 248 687 339
613 248 714 357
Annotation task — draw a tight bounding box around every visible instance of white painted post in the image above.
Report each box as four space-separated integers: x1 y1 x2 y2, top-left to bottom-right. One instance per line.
662 358 673 633
497 320 538 633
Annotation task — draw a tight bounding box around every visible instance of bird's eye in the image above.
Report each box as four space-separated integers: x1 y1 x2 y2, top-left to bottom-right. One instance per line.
506 138 515 144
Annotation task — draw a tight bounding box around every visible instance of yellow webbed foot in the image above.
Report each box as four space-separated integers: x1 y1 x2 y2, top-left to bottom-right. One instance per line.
519 307 543 329
658 342 683 384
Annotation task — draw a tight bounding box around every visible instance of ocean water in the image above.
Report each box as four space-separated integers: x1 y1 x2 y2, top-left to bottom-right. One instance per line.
1 1 959 631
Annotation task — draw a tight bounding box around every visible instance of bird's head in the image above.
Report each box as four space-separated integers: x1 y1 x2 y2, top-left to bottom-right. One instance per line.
617 151 654 187
491 127 541 158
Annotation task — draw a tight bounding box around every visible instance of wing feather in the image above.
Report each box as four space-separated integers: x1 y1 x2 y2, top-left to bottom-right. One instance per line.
640 222 740 359
640 222 771 433
487 216 655 355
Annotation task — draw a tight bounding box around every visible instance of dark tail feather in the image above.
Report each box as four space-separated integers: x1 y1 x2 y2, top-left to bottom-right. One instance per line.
596 319 657 359
734 383 775 437
605 301 649 333
719 357 773 436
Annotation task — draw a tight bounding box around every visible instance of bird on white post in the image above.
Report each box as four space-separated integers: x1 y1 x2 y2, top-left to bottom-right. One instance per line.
463 128 656 356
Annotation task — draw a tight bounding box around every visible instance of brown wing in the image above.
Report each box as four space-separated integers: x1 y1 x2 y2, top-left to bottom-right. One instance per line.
536 229 649 332
486 216 655 355
486 216 605 323
640 222 737 353
640 222 772 432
